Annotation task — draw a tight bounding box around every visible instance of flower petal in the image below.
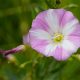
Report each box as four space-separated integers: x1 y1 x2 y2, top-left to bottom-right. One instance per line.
32 11 49 32
67 24 80 47
23 30 51 54
68 24 80 36
31 39 49 54
54 9 66 26
45 9 59 32
44 43 57 56
61 40 78 53
69 36 80 48
60 11 76 27
29 29 51 40
23 33 30 44
52 46 73 60
62 19 78 35
68 36 80 48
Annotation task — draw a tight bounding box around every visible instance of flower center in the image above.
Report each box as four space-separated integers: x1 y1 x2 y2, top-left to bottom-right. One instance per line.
53 33 64 43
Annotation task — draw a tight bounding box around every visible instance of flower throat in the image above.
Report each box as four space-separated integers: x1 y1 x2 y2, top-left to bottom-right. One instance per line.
53 33 64 43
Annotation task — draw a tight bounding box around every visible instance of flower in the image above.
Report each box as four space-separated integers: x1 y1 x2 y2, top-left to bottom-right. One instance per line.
0 45 25 56
23 9 80 60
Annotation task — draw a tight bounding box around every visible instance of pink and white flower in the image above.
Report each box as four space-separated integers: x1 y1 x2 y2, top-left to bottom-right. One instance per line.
23 9 80 60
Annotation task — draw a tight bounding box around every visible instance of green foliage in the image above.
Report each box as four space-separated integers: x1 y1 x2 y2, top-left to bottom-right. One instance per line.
0 0 80 80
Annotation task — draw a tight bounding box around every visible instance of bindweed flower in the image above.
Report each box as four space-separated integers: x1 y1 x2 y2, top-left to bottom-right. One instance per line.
0 45 25 57
23 9 80 61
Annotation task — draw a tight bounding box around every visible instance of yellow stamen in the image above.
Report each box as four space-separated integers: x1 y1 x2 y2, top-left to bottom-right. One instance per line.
53 33 64 43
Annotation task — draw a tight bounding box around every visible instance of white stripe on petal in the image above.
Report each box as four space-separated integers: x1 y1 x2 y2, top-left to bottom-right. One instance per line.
61 40 77 53
62 19 78 35
44 43 57 56
30 29 51 40
45 9 59 33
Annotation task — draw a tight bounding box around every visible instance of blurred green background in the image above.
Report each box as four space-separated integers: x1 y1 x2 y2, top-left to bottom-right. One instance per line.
0 0 80 80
